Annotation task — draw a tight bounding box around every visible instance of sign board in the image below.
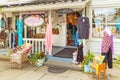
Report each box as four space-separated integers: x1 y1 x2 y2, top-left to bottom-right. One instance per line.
24 15 44 27
56 8 73 14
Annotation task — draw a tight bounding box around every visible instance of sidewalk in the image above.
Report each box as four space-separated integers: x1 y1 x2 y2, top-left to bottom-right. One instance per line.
0 60 120 80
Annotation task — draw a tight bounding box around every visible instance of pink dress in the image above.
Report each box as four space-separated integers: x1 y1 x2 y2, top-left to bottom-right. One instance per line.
45 23 53 55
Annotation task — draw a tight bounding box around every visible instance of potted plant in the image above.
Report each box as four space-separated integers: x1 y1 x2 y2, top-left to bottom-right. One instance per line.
28 52 47 66
80 52 94 72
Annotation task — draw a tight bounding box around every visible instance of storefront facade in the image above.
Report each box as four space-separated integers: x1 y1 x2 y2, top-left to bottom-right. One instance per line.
0 0 120 56
0 0 90 55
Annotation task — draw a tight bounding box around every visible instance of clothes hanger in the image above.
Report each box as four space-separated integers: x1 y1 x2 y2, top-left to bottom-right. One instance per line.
82 13 85 17
105 27 111 36
82 13 85 22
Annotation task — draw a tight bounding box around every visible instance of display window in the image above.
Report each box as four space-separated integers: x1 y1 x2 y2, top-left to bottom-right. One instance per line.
92 8 120 38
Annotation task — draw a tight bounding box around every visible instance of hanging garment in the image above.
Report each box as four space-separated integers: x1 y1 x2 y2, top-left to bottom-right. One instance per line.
101 31 114 53
77 43 83 63
15 33 18 46
78 39 83 44
102 48 113 68
75 32 78 47
101 31 113 69
18 34 23 46
72 25 77 41
16 18 23 46
67 22 72 34
10 31 18 48
0 19 5 28
17 18 23 34
45 23 53 55
11 32 14 48
77 16 90 39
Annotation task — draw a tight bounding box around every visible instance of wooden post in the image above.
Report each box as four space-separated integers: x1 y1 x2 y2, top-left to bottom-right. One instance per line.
24 25 27 38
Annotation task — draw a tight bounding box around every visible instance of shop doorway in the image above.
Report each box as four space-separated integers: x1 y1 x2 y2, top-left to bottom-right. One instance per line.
66 12 80 46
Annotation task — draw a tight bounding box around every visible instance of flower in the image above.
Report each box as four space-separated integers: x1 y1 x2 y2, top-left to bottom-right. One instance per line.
40 52 45 59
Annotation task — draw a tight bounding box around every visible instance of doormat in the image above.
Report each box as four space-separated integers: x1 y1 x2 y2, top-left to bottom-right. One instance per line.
53 48 75 58
48 66 68 74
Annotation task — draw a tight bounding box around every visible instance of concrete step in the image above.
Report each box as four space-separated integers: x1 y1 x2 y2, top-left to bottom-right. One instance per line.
47 55 73 62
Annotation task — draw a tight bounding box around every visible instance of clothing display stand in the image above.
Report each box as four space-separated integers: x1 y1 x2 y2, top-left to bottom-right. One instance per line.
76 11 90 63
101 10 113 79
82 13 89 54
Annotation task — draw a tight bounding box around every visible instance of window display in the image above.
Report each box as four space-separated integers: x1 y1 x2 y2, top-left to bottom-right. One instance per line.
92 8 120 38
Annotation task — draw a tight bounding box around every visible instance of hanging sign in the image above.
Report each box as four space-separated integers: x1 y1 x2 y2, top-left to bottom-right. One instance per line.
56 8 73 14
24 15 44 27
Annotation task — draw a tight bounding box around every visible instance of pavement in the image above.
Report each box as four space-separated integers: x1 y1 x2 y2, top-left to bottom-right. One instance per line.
0 60 120 80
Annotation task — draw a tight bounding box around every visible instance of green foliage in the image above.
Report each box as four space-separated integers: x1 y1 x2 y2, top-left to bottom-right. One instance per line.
80 52 94 71
114 55 120 64
82 52 94 64
114 58 120 71
44 55 48 61
29 51 47 64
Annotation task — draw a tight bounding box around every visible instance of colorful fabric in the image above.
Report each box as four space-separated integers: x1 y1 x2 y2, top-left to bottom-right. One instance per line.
0 19 5 28
11 45 32 59
17 18 23 46
75 32 78 47
110 34 114 53
72 25 77 41
45 23 53 55
17 18 23 34
102 48 113 68
18 34 23 46
77 43 83 62
78 39 83 44
101 31 114 53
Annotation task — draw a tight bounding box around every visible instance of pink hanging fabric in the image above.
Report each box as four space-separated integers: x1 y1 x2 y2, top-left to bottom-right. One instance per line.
45 22 53 55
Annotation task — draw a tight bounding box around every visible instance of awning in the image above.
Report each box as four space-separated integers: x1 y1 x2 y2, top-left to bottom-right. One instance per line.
1 0 91 12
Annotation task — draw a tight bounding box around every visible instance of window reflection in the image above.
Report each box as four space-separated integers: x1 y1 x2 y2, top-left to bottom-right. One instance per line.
92 8 120 38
